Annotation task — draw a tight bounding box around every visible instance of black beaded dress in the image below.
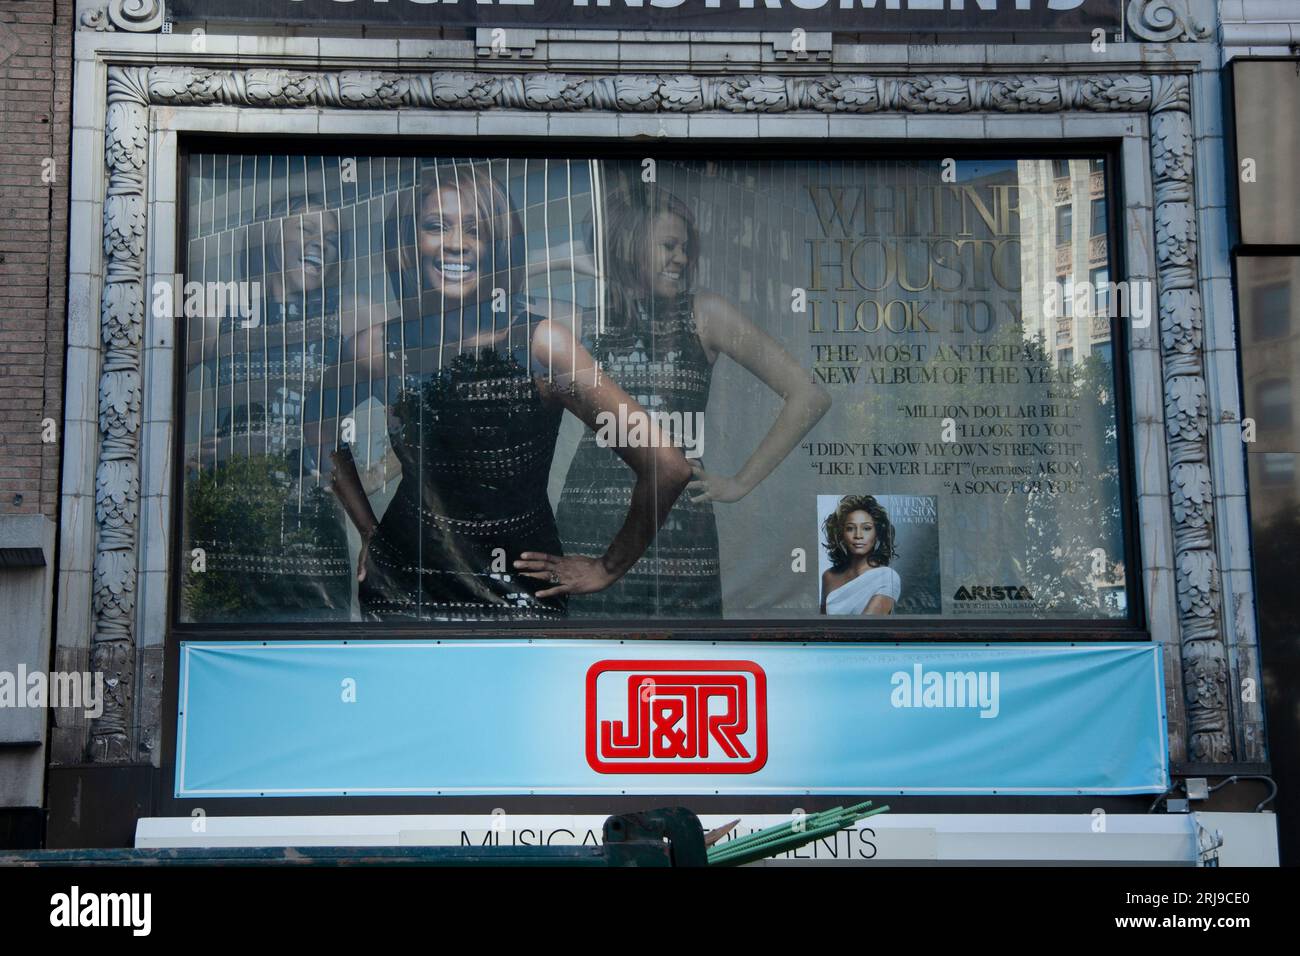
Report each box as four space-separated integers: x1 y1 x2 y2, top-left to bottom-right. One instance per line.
358 309 567 621
555 292 722 618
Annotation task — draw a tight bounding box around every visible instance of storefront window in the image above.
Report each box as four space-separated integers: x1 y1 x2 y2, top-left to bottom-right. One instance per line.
177 152 1129 624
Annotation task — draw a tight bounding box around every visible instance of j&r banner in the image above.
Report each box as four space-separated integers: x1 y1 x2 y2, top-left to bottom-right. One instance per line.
176 641 1168 796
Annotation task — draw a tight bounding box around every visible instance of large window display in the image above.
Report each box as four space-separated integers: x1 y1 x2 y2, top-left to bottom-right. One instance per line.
177 151 1129 624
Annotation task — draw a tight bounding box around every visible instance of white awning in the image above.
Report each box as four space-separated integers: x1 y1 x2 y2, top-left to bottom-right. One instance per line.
135 812 1278 865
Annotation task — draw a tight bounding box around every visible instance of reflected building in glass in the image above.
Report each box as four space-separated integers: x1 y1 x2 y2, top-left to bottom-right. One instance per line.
1017 158 1112 370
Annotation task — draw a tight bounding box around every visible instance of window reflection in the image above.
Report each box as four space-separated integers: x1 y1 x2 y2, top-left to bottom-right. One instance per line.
178 154 1127 624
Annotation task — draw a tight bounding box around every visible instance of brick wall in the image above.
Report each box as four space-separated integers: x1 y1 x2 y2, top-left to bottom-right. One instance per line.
0 0 71 521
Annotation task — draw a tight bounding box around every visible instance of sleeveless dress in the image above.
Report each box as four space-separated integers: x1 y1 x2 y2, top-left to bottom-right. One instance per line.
358 310 567 622
555 293 723 618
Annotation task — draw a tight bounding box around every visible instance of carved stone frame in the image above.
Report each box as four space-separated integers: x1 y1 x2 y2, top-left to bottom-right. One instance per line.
57 48 1253 773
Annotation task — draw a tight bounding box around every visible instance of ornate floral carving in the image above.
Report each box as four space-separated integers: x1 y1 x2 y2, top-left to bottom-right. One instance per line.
727 75 794 112
141 68 1171 117
820 76 878 113
79 8 112 32
90 67 150 760
98 369 141 439
103 196 146 272
95 459 139 541
523 73 580 111
1183 637 1229 761
1149 74 1191 115
100 282 144 351
1169 462 1213 551
106 66 150 108
337 71 410 109
427 73 501 110
909 76 977 112
1142 69 1231 760
104 104 147 173
1067 75 1153 111
652 75 698 112
237 70 300 107
1177 549 1219 620
1151 112 1193 184
149 67 228 104
87 639 133 761
1158 286 1202 360
1164 375 1207 448
92 550 136 626
1155 202 1197 266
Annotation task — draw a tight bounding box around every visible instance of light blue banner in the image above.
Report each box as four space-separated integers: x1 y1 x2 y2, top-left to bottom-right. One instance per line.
176 641 1167 797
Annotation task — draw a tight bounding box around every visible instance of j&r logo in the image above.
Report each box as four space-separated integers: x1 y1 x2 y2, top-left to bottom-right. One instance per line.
585 660 768 774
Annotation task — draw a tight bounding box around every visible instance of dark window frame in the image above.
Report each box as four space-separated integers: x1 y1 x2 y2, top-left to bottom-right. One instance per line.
167 137 1146 644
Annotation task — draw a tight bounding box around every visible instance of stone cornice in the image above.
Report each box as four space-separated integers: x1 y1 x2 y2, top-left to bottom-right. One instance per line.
133 67 1178 113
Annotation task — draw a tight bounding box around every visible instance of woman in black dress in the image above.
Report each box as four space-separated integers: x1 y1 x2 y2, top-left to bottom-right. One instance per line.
555 185 831 617
337 161 691 621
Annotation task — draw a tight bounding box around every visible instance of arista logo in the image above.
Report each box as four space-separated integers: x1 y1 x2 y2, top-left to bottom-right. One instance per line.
953 585 1035 601
585 660 768 774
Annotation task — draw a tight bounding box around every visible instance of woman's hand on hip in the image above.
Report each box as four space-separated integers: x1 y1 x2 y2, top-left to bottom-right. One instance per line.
686 463 748 504
514 552 617 598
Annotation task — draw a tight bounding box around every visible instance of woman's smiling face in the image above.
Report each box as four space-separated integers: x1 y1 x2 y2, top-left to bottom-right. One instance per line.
419 185 488 303
281 210 338 295
643 211 690 299
841 509 877 560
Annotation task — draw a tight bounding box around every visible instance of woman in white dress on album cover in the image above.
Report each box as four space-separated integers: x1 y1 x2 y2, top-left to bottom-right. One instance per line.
820 494 900 616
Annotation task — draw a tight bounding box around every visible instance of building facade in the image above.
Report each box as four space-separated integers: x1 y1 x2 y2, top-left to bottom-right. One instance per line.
0 0 71 850
1220 0 1300 866
2 0 1285 862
